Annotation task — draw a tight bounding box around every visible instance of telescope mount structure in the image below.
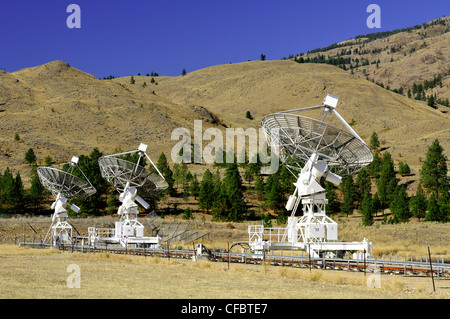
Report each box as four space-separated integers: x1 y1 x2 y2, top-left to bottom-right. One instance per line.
249 94 374 258
90 143 168 248
37 156 96 246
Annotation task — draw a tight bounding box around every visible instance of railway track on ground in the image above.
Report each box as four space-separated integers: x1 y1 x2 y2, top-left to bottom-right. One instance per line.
18 241 450 278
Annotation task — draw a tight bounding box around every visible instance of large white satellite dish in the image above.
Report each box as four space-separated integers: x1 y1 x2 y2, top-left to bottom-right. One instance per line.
90 143 168 248
249 94 373 258
37 156 96 246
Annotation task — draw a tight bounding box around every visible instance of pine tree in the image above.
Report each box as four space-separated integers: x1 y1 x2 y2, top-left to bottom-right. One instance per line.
265 173 283 213
74 148 108 216
198 169 214 214
254 175 265 201
437 192 450 222
222 163 246 221
425 192 440 222
398 161 411 176
190 174 200 199
419 139 449 197
377 152 397 208
341 176 355 216
427 95 436 108
12 172 25 212
24 148 37 165
156 152 175 196
389 185 410 223
368 152 382 179
1 168 15 208
409 184 427 221
355 168 371 200
369 132 380 152
372 192 381 217
211 184 230 221
360 191 374 226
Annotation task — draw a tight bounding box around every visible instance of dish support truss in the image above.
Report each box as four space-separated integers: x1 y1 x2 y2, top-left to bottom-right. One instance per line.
248 193 372 258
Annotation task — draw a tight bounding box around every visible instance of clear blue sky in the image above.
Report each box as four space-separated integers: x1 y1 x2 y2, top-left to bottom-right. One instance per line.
0 0 448 77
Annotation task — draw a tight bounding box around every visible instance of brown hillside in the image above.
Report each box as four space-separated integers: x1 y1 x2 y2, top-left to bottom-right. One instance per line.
150 60 450 175
0 56 449 190
0 61 220 183
299 17 450 102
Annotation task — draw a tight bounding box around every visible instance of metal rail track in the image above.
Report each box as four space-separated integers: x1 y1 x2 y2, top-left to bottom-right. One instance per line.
18 241 450 278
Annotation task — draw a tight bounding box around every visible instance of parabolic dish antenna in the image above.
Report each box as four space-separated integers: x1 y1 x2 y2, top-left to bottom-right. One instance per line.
98 156 168 195
37 165 96 200
249 94 373 258
37 156 96 246
91 143 168 248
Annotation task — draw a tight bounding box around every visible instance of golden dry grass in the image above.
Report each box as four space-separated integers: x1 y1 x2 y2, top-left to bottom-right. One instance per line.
1 244 449 299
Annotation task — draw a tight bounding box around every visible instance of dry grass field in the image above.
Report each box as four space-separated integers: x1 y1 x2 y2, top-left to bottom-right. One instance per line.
1 244 449 299
1 215 449 299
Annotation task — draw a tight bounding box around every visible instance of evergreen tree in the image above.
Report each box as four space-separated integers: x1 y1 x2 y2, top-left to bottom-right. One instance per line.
398 161 411 176
369 132 380 152
75 148 108 216
377 152 397 208
419 139 449 197
12 172 25 212
368 152 382 179
211 184 230 221
437 192 450 222
409 184 427 221
222 163 246 221
156 152 175 196
190 174 200 199
265 173 283 213
372 192 381 217
198 169 214 213
360 191 374 226
355 168 371 200
389 185 410 223
44 155 53 166
1 168 15 208
24 148 37 165
212 169 222 199
340 176 355 216
425 192 440 222
427 95 436 108
254 175 265 201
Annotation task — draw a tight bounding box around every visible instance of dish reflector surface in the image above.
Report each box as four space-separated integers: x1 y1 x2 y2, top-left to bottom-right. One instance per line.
261 113 373 175
37 167 96 200
98 157 168 195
